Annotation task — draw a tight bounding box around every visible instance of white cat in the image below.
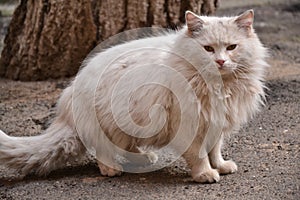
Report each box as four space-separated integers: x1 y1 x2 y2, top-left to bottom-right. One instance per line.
0 10 268 183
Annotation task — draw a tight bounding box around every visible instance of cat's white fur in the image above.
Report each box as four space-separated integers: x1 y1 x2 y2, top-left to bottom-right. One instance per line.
0 10 268 183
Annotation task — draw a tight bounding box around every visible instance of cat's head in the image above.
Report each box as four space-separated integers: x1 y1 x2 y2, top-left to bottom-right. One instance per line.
185 10 267 77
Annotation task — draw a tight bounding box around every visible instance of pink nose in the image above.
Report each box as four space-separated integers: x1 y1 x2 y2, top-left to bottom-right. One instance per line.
216 59 225 67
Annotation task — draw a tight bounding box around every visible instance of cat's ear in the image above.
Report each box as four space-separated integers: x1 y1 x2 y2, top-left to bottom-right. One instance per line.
235 10 254 29
185 11 204 33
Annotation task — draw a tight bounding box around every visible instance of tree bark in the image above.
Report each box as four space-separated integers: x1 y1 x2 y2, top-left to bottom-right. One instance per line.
0 0 219 81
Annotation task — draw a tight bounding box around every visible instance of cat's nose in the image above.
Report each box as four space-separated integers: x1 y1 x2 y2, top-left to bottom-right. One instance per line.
215 59 225 68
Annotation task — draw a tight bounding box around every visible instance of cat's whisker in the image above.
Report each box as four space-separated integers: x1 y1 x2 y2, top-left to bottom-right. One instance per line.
234 65 253 78
232 70 239 80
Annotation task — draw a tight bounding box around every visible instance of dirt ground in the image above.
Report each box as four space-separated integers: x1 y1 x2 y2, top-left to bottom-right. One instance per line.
0 0 299 199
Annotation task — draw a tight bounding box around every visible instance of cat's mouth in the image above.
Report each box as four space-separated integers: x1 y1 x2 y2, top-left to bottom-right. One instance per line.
217 65 234 75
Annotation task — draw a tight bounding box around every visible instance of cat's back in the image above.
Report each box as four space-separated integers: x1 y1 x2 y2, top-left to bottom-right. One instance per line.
71 32 179 107
87 33 176 73
72 32 178 97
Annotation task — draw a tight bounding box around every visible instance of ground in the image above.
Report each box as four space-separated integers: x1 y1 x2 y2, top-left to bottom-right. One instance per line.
0 0 299 199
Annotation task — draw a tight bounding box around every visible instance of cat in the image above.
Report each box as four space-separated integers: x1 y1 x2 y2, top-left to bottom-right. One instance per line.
0 10 268 183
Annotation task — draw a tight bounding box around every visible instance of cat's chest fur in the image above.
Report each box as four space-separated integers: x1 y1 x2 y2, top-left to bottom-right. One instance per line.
222 79 264 133
187 72 264 135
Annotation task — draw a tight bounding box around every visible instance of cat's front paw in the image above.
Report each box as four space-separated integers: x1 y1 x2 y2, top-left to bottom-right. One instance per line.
97 161 123 177
216 160 238 175
192 168 220 183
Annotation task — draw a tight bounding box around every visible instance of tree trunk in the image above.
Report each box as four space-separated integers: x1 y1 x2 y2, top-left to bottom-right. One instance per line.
0 0 219 81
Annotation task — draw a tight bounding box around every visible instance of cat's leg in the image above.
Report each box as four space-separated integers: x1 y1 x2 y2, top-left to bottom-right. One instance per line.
183 143 220 183
97 145 158 176
96 149 123 177
97 160 123 177
208 134 237 175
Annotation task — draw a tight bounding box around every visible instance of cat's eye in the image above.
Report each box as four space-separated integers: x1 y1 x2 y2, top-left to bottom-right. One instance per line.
204 46 214 52
226 44 237 51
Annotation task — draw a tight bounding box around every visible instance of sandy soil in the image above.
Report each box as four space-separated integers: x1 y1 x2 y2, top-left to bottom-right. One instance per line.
0 0 299 199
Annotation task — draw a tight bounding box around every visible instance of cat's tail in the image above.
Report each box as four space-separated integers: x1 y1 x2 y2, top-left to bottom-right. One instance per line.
0 87 86 176
0 122 85 176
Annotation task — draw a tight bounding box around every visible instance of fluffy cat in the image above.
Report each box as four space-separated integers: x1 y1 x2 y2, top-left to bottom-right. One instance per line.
0 10 268 183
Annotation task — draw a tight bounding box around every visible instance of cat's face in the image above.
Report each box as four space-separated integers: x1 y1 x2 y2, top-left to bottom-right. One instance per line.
185 10 258 76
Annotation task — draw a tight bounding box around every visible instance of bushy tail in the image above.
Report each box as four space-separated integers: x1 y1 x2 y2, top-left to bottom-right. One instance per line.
0 121 86 176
